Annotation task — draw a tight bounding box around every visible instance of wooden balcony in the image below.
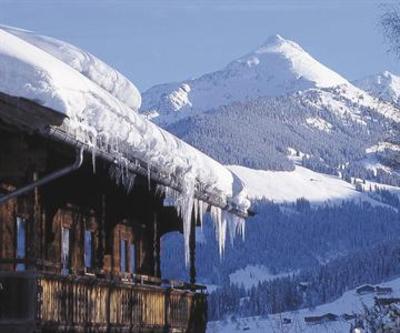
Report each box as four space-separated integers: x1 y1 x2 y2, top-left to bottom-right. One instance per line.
0 270 207 333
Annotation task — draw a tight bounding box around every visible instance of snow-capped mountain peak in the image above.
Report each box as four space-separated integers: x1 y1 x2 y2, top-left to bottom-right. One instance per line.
354 70 400 106
229 34 349 89
141 34 350 124
255 33 305 55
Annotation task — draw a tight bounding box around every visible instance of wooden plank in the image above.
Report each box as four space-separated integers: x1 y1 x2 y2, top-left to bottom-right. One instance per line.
0 92 65 133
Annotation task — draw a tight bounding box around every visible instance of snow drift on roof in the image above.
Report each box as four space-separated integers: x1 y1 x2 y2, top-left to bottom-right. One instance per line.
0 26 252 211
1 24 141 112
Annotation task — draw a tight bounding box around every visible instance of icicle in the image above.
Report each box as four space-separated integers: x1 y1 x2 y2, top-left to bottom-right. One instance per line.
147 164 151 191
198 200 207 230
210 206 227 258
237 216 246 241
91 146 97 174
108 161 136 193
178 172 195 267
220 212 227 257
226 213 246 245
162 186 180 208
155 184 165 198
109 164 120 186
193 199 199 225
123 170 136 193
227 212 236 246
156 169 197 267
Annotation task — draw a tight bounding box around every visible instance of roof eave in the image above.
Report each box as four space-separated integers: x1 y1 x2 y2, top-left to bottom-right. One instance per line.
0 92 249 218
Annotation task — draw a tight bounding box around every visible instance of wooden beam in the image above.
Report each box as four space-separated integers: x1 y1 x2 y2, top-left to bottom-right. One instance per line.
153 213 160 278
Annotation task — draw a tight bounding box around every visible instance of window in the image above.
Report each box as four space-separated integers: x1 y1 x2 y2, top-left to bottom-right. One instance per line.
16 217 26 271
120 239 128 273
129 243 135 273
84 230 93 269
61 226 70 275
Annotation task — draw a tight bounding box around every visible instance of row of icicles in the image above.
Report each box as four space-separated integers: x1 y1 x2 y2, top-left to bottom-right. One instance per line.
156 181 246 268
85 136 246 269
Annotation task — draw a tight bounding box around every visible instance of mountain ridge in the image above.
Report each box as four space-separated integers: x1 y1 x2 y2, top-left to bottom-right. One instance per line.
140 34 353 125
353 70 400 106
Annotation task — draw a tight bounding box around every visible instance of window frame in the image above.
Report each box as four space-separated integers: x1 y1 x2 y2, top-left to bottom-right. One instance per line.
120 238 128 273
15 216 27 271
84 229 94 270
61 226 71 275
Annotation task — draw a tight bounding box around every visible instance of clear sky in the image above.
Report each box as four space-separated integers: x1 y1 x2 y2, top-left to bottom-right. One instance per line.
0 0 399 91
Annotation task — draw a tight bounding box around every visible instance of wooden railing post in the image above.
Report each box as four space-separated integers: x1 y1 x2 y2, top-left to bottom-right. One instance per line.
28 171 41 271
164 288 170 332
106 282 111 331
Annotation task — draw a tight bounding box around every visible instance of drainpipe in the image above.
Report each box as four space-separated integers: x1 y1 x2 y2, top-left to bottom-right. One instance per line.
0 147 84 205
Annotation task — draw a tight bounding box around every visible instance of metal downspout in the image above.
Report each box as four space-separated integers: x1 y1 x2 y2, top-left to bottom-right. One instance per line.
0 147 84 205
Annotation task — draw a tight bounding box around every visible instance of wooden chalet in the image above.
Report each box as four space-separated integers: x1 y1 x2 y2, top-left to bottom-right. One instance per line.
304 313 338 325
0 89 248 333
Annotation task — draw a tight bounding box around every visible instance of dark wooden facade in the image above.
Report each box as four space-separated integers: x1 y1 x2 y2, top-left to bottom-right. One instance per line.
0 116 207 332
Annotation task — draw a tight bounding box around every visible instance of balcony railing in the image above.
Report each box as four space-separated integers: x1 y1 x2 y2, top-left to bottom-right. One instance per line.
0 271 207 333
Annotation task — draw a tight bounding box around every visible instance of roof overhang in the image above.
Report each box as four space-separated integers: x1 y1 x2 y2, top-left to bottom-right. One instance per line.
0 91 250 218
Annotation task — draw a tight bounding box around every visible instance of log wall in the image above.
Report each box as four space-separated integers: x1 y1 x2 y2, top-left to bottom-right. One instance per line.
0 125 206 332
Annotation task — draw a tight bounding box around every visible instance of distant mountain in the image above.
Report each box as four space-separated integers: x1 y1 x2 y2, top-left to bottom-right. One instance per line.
141 35 400 127
165 88 400 185
141 36 400 182
353 70 400 106
141 34 350 125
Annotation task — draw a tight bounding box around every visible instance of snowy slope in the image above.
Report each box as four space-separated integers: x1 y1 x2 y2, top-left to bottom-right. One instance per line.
229 265 294 289
141 35 400 125
208 276 400 333
229 165 379 205
354 70 400 106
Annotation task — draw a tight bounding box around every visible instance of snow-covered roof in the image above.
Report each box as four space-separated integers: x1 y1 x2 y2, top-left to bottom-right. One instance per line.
0 26 250 219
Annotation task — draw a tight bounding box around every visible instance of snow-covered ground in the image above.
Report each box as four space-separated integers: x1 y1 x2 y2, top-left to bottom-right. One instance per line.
229 165 387 206
305 116 333 132
229 265 294 290
208 276 400 333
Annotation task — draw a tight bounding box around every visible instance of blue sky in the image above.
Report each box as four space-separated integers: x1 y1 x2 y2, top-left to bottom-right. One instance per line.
0 0 398 90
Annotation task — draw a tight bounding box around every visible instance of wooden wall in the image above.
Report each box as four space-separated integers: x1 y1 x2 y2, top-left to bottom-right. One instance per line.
0 127 173 279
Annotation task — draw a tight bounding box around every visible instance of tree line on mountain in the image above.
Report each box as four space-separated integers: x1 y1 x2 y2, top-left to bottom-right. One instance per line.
166 90 399 186
162 194 400 285
207 239 400 321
